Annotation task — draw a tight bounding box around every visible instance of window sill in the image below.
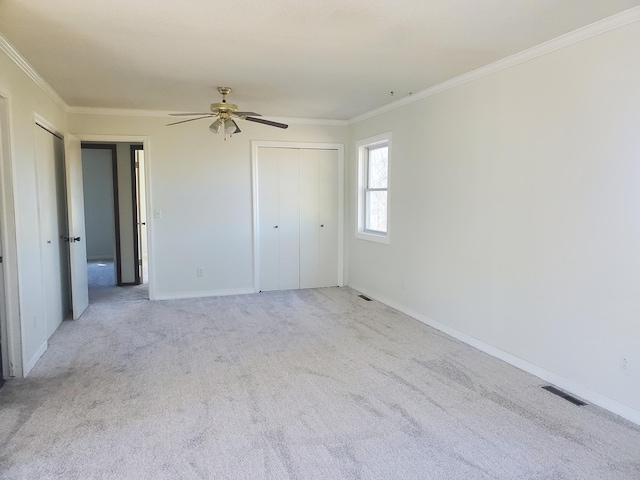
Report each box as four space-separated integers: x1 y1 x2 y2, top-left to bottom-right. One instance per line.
355 231 390 245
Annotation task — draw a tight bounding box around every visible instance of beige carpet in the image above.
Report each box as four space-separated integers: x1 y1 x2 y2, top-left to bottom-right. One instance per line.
0 287 638 479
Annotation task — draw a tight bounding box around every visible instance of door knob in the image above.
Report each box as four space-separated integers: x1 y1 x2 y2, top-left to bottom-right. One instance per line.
321 224 324 227
274 226 279 228
73 236 81 242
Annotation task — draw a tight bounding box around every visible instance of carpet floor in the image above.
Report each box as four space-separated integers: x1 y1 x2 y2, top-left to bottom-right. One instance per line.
87 261 148 304
0 287 638 479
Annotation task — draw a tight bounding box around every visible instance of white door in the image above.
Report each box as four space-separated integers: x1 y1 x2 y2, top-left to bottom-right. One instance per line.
134 148 148 283
258 148 280 291
258 148 300 291
35 126 71 336
257 147 339 292
278 150 301 290
300 149 339 288
64 134 89 319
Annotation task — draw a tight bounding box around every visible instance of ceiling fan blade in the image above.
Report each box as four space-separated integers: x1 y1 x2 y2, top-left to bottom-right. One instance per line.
166 115 214 126
169 112 213 116
234 111 262 117
244 117 289 129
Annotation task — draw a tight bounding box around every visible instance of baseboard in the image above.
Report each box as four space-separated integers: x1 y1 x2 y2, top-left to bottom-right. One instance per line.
348 283 640 426
23 341 47 377
152 287 255 301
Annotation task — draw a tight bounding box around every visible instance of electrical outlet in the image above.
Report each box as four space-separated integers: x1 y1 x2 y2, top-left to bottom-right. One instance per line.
620 357 630 376
196 267 204 277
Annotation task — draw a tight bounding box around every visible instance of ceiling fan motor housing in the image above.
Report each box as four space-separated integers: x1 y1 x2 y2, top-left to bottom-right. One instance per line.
211 102 238 116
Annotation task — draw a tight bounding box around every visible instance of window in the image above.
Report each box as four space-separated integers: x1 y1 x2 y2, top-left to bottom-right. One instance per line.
356 133 391 244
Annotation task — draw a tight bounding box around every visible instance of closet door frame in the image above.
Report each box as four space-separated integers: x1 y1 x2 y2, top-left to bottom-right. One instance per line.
251 141 344 293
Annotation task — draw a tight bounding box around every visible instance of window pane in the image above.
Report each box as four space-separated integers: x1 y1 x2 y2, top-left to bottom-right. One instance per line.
365 190 387 232
367 146 388 189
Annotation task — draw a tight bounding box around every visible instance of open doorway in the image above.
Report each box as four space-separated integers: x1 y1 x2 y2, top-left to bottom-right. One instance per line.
81 142 149 303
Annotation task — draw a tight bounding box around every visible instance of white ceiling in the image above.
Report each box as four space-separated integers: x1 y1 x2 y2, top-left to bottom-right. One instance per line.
1 0 639 120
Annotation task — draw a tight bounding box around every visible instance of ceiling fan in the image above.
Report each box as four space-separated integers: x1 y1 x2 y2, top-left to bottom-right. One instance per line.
166 87 288 135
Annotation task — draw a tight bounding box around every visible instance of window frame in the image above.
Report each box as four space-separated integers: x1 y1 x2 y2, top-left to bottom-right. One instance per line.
356 132 391 244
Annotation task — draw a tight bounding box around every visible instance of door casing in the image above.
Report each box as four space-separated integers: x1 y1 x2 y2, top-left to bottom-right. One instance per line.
0 91 20 378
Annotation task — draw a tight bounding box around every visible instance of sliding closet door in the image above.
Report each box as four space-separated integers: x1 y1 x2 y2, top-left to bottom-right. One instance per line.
258 148 300 291
299 149 339 288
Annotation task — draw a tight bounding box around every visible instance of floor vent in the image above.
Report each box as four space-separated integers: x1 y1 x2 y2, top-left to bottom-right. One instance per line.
542 386 587 406
358 294 373 301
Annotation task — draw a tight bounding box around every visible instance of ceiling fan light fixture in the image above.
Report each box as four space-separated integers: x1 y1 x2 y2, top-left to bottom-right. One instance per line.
224 118 239 134
168 87 288 133
209 119 223 133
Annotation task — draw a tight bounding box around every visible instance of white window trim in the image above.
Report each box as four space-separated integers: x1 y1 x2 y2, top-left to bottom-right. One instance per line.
356 132 391 244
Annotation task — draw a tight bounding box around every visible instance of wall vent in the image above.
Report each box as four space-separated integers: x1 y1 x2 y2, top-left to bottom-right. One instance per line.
542 386 587 406
358 294 373 301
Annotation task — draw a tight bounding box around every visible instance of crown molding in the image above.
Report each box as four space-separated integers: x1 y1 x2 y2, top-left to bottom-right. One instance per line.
349 6 640 125
0 35 68 111
66 106 348 126
266 116 348 127
66 106 171 117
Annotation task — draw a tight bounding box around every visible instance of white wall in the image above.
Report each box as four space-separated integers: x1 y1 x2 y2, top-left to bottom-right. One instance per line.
0 44 67 376
67 113 348 299
82 148 116 260
348 21 640 420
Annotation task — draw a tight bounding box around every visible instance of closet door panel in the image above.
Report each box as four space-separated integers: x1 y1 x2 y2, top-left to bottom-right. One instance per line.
277 150 301 290
299 152 320 288
317 150 339 287
258 149 281 291
300 149 339 289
